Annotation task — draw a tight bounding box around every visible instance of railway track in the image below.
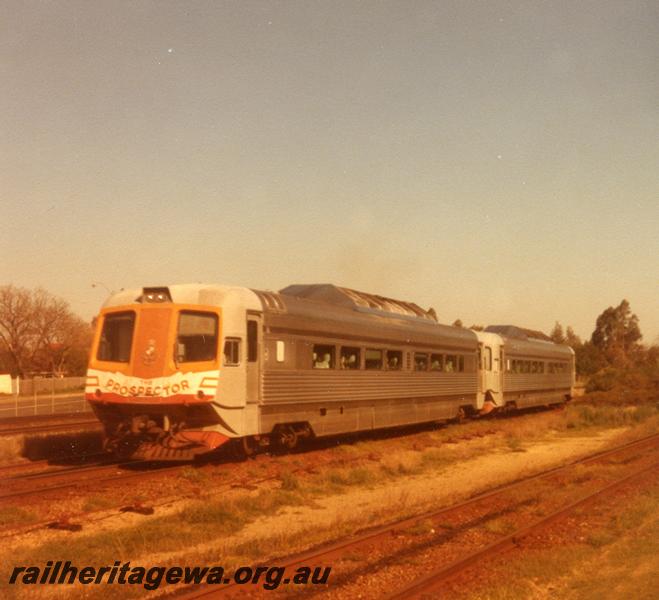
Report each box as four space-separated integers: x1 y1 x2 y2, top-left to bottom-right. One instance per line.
0 458 186 502
0 452 304 538
0 415 101 436
0 447 340 535
171 432 659 599
0 453 109 478
386 461 658 599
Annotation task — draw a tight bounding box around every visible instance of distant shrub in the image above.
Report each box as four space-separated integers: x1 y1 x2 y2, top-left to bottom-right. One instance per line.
586 368 620 393
585 365 658 396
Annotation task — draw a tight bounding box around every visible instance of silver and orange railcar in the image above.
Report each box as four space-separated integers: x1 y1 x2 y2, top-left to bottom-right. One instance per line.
85 284 574 460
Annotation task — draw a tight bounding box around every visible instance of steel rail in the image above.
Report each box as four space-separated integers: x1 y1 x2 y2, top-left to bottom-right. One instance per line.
0 419 101 436
0 454 110 479
0 458 52 475
5 457 135 481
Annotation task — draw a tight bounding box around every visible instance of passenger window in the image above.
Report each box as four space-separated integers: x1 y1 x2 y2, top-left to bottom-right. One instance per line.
458 355 465 372
414 353 428 371
430 354 443 371
313 345 335 369
223 338 241 366
276 340 285 362
445 354 457 372
365 349 383 370
340 346 360 370
176 311 218 362
247 320 258 362
386 350 403 370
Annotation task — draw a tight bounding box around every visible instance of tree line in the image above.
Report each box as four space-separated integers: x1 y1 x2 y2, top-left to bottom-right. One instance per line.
0 285 92 377
549 299 658 377
454 299 657 378
1 285 656 381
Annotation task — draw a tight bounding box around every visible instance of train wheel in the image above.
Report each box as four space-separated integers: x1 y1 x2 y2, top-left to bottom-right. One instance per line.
275 426 298 452
454 406 468 424
103 436 138 460
230 436 258 460
242 436 259 458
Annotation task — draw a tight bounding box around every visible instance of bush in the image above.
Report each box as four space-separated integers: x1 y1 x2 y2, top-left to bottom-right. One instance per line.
586 368 621 392
585 365 659 395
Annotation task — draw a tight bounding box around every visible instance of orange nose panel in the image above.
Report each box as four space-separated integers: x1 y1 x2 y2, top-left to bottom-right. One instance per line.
132 307 173 379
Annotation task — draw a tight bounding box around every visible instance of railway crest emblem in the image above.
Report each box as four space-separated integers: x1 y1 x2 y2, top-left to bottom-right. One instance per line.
142 339 157 365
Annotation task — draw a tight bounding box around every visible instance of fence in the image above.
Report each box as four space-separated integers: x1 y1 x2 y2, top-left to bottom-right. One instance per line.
0 376 90 418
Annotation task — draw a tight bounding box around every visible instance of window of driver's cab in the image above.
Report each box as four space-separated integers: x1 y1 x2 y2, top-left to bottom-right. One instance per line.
176 311 218 363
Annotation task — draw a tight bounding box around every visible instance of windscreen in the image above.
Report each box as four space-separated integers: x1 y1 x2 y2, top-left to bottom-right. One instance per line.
97 312 135 362
176 311 218 362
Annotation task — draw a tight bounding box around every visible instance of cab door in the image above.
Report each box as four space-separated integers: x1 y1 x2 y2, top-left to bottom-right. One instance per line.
245 313 262 404
481 345 503 403
476 332 504 407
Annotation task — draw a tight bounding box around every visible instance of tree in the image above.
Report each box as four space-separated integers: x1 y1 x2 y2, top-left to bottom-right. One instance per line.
549 321 565 344
0 285 91 377
0 286 34 377
565 326 581 348
549 324 591 376
452 319 463 328
591 300 642 367
575 341 607 376
642 345 659 376
469 324 484 331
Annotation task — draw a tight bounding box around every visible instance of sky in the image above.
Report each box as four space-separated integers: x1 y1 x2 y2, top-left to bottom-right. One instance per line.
1 1 658 343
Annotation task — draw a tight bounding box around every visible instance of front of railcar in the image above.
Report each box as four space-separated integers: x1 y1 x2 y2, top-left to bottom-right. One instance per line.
85 284 260 460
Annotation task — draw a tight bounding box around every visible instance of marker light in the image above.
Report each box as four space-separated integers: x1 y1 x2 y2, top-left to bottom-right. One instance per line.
141 287 172 303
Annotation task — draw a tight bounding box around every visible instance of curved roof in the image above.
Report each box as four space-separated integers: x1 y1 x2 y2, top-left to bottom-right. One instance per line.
256 284 476 351
100 284 262 312
485 325 573 360
279 284 437 321
485 325 553 342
